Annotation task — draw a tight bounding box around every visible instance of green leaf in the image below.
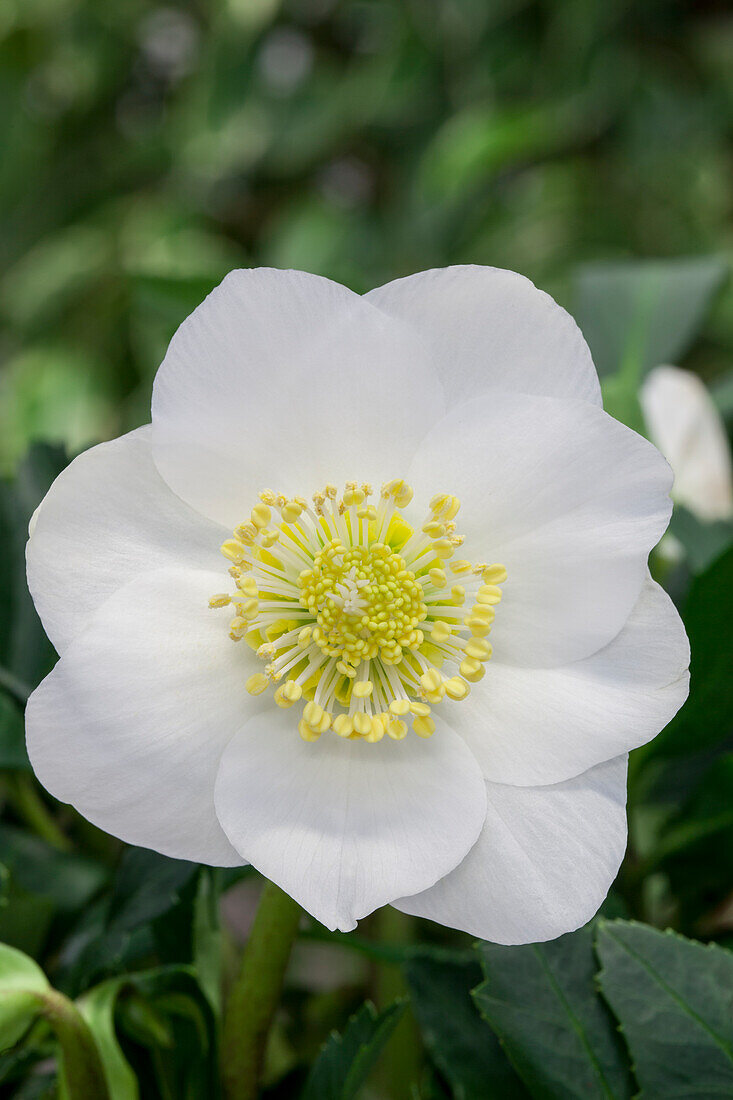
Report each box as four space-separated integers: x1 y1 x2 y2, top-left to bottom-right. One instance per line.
599 373 645 434
596 921 733 1098
711 371 733 426
473 928 634 1100
0 443 67 696
0 824 107 913
647 545 733 764
404 950 528 1100
74 966 218 1100
77 980 139 1100
0 345 112 473
574 257 728 379
0 942 49 1052
649 755 733 926
108 849 198 938
667 507 733 575
0 880 55 958
418 98 598 203
58 849 198 995
0 691 30 769
301 1000 405 1100
654 754 733 862
120 966 220 1100
192 870 222 1017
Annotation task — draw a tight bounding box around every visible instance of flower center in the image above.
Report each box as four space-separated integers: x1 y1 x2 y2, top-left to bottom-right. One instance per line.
300 542 427 667
209 480 506 743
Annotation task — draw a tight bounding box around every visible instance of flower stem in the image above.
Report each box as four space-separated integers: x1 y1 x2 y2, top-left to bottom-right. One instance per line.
41 989 109 1098
373 907 422 1098
221 879 301 1100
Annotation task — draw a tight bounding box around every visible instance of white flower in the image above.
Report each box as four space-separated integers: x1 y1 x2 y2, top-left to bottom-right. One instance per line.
641 365 733 522
25 266 690 942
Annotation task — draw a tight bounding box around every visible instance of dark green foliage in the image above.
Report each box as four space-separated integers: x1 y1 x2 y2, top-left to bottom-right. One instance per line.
403 924 733 1100
301 1000 405 1100
596 922 733 1098
405 950 528 1099
474 929 634 1100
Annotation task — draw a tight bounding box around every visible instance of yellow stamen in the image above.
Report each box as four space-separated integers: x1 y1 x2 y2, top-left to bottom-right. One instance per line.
210 481 506 744
246 673 269 695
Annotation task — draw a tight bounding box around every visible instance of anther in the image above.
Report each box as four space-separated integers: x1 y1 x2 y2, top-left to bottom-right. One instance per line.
251 503 271 529
413 715 436 738
246 673 269 695
208 594 231 608
483 564 508 585
220 539 246 563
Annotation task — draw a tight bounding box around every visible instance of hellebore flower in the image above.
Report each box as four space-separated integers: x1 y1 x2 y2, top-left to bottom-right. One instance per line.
25 267 690 941
641 364 733 522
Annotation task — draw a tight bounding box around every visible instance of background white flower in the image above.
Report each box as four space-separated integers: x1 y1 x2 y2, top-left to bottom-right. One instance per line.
25 266 690 942
641 364 733 522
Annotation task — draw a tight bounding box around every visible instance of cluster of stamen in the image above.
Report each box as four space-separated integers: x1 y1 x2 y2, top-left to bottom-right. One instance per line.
209 480 506 744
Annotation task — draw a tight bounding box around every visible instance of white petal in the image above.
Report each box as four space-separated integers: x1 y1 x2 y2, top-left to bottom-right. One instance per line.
151 268 445 528
366 265 601 407
25 569 261 867
452 578 689 786
641 365 733 521
214 713 487 932
408 392 672 665
395 755 628 944
26 426 227 654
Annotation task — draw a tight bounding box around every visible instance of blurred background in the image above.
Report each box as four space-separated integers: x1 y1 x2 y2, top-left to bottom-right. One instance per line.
1 0 732 467
1 1 732 1097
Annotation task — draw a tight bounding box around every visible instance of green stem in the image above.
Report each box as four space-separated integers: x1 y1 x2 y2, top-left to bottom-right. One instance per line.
373 907 422 1099
221 880 301 1100
41 989 109 1099
5 774 71 852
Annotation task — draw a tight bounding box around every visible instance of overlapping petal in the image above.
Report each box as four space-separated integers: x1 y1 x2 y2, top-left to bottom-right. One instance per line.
395 755 628 944
151 268 446 529
408 391 673 665
25 569 260 866
214 713 487 932
26 426 226 654
366 265 601 407
450 578 689 786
